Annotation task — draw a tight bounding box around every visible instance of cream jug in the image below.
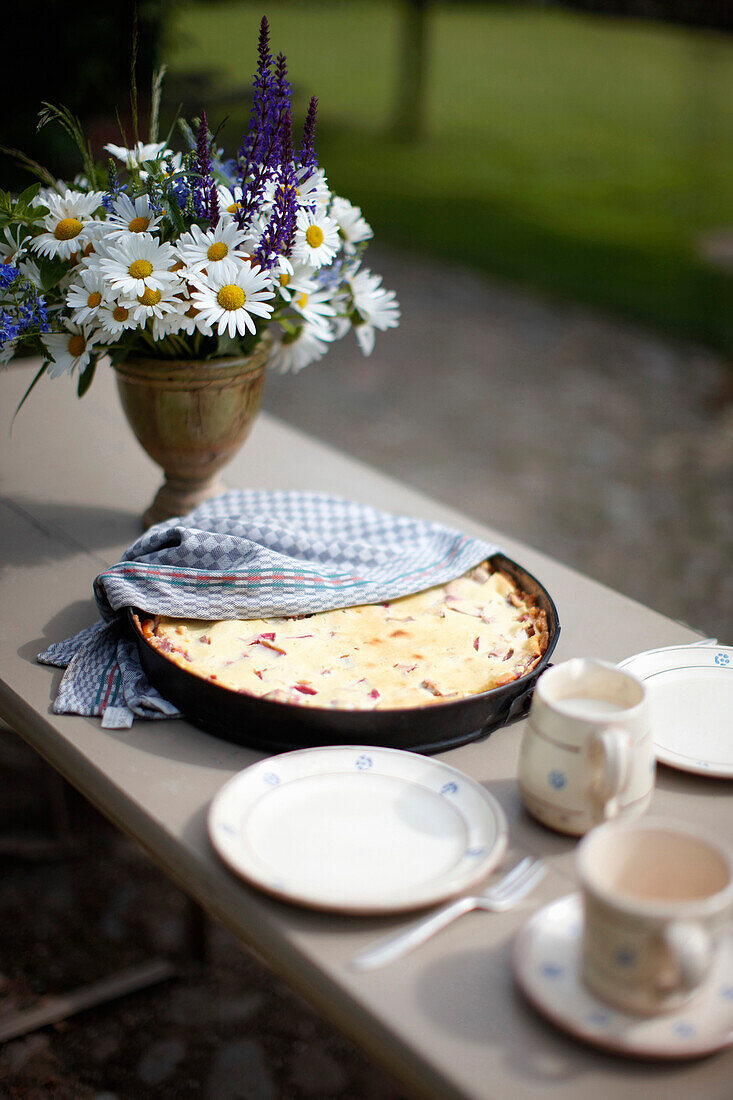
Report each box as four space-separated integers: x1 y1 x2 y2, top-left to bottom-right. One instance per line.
518 659 655 836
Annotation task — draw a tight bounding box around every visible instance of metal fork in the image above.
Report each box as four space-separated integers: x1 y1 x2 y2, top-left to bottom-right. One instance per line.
349 856 547 971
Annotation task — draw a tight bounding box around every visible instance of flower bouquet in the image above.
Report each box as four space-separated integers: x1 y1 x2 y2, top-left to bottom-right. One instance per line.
0 17 399 522
1 15 400 383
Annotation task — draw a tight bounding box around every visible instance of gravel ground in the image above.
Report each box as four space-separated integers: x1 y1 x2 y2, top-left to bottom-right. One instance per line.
1 248 731 1098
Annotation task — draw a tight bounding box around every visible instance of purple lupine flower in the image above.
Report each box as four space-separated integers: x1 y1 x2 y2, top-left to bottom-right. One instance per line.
299 97 318 170
236 17 276 215
272 52 293 164
254 106 297 269
194 109 219 227
236 21 297 230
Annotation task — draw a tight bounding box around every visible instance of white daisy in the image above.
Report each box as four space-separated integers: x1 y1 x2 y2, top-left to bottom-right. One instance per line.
31 189 105 261
269 321 334 373
349 267 400 355
216 183 246 220
102 194 163 237
0 225 28 265
291 209 340 270
95 297 140 341
104 141 169 170
275 258 316 303
289 283 337 331
331 196 373 254
66 262 112 326
145 302 198 341
294 167 330 212
176 220 252 280
42 322 103 378
189 265 275 338
124 280 185 334
17 258 44 290
99 233 179 298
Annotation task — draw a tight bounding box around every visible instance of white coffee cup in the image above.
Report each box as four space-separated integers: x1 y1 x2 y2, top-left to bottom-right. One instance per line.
577 817 733 1015
518 659 654 835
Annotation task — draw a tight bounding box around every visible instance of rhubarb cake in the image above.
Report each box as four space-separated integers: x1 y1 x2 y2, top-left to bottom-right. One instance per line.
140 562 549 710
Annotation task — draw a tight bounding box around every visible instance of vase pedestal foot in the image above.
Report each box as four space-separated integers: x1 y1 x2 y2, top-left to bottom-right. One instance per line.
142 474 226 530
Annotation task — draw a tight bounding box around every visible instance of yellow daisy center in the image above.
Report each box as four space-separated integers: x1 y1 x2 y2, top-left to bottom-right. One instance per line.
138 287 162 307
113 306 129 322
207 242 229 262
55 217 83 241
129 259 153 279
217 285 246 311
67 334 86 357
279 273 290 287
305 225 324 249
297 293 309 308
227 202 241 214
128 216 151 233
87 291 102 308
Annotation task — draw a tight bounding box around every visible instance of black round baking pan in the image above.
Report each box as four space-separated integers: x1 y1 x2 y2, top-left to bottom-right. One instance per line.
126 552 560 755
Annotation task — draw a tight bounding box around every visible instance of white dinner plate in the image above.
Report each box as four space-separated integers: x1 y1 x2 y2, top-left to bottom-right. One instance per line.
618 644 733 778
514 894 733 1060
208 745 508 914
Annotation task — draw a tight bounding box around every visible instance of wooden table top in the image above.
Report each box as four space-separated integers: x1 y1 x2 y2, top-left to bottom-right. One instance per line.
1 361 731 1100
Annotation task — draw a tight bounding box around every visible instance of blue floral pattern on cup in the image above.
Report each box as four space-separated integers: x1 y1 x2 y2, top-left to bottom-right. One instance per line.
355 754 373 770
614 945 636 968
714 652 730 666
539 961 564 979
547 769 567 790
441 781 459 796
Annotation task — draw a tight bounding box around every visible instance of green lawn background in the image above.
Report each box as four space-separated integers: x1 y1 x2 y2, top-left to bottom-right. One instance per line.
163 1 733 352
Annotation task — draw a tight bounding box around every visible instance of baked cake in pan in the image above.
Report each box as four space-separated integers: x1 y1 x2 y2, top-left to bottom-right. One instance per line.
141 561 549 710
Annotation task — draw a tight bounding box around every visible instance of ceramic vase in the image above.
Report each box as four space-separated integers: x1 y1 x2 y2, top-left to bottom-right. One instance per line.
113 347 269 529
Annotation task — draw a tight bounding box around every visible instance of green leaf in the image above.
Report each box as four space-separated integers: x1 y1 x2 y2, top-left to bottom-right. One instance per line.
12 360 48 424
17 183 41 206
40 258 69 292
76 355 97 398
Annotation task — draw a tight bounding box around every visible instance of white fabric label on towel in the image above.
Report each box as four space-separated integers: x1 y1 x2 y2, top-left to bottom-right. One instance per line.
101 706 135 729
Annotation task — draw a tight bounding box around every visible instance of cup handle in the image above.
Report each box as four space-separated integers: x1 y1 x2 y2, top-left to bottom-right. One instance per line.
656 920 714 994
587 726 632 821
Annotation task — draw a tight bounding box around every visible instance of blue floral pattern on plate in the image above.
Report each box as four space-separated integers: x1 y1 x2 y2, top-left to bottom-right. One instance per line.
355 754 373 770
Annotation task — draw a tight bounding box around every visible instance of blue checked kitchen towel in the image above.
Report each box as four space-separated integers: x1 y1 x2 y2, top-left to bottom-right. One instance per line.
38 489 498 729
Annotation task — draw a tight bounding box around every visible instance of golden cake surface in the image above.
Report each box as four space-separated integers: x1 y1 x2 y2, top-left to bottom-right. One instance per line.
141 562 548 709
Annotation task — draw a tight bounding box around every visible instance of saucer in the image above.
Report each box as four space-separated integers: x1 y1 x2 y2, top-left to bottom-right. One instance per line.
208 745 508 914
513 894 733 1060
618 644 733 778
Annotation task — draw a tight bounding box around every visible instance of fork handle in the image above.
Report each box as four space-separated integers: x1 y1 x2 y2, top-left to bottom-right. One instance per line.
350 895 476 971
